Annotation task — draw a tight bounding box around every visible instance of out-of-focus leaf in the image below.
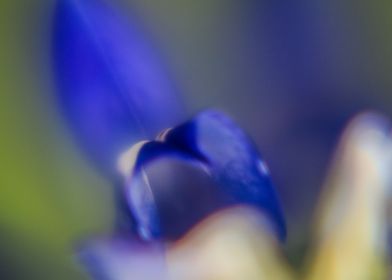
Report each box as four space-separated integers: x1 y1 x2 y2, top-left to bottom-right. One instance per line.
167 206 294 280
306 113 392 280
53 0 184 176
118 110 286 241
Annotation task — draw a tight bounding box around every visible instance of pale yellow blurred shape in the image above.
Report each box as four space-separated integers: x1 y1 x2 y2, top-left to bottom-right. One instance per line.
306 113 392 280
167 207 294 280
118 140 150 177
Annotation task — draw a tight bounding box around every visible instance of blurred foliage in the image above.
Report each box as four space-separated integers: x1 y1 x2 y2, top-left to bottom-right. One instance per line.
0 1 112 278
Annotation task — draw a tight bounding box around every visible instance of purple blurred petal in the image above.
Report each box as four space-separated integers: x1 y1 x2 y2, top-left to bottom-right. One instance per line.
53 0 184 176
77 235 168 280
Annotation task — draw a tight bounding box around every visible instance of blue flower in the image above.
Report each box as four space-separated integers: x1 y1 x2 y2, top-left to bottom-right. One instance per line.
51 1 392 280
52 0 287 279
53 0 285 241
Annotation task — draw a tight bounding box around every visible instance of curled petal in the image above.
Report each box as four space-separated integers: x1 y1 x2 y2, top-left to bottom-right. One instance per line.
163 110 286 240
119 110 286 241
53 0 184 175
118 140 212 240
306 112 392 280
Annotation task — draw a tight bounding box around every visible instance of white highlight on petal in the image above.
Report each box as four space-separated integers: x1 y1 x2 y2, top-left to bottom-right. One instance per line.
257 160 270 175
156 128 173 142
117 141 149 178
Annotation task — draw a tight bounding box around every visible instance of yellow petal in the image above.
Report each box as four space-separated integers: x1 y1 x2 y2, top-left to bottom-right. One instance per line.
306 112 392 280
167 206 294 280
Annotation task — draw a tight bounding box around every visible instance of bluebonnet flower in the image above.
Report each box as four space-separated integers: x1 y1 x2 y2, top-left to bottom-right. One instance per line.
53 0 392 279
53 0 287 276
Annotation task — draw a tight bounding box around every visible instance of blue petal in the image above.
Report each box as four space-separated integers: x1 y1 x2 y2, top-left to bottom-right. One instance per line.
53 0 184 175
163 110 286 241
121 110 286 241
